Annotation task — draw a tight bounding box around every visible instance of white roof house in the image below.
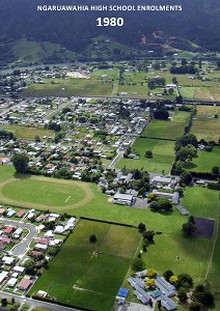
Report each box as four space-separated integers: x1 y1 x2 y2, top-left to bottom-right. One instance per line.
35 243 48 251
67 217 76 224
2 256 15 265
54 226 64 234
13 266 25 273
0 271 8 284
7 277 17 287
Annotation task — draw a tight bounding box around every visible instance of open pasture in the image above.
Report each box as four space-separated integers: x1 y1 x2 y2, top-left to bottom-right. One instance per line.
30 219 141 311
23 78 113 97
185 147 220 173
191 105 220 142
117 138 175 174
1 125 53 140
142 111 190 140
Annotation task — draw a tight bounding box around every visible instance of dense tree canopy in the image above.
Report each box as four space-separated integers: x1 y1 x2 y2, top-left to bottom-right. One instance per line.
132 258 145 272
12 153 29 174
175 134 198 151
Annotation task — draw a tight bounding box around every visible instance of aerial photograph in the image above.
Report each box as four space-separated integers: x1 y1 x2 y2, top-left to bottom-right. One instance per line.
0 0 219 310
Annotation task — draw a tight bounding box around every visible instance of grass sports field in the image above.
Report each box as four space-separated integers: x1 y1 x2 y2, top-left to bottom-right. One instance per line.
117 138 175 174
30 219 141 311
191 105 220 142
0 175 94 210
141 111 190 140
0 166 220 309
23 78 113 97
1 178 88 207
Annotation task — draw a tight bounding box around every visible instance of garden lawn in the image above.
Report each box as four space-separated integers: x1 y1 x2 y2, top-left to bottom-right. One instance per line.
142 111 190 140
30 219 141 311
117 138 175 174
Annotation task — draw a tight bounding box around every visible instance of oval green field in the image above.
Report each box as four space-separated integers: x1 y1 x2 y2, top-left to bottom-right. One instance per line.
1 178 86 206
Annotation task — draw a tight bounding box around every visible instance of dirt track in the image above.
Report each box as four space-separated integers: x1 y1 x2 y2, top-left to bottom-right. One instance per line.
0 175 94 211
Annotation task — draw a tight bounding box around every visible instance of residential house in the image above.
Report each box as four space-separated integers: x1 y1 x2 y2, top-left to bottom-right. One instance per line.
18 278 33 291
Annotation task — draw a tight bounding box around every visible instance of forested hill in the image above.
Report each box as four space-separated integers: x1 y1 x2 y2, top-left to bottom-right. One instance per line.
0 0 220 53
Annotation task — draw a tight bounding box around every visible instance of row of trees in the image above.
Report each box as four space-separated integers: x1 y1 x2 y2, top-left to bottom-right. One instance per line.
172 134 198 181
170 59 197 75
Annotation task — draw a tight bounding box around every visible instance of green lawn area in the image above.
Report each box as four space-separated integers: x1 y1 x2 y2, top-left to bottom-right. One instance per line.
30 219 141 311
1 125 53 140
0 165 14 183
209 220 220 310
1 178 85 207
180 87 196 99
181 187 220 309
117 84 147 97
0 167 219 309
123 187 220 306
142 111 190 140
194 87 212 100
184 147 220 173
138 187 219 294
91 68 119 81
149 70 220 88
23 78 113 97
181 187 219 219
117 138 175 174
191 105 220 142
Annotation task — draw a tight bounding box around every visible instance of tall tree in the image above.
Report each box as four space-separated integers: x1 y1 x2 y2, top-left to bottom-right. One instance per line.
12 154 29 174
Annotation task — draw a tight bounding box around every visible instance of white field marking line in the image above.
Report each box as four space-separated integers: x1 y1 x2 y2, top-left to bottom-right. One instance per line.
65 195 71 203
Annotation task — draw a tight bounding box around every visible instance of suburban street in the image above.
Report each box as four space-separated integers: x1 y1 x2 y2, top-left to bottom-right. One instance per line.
0 291 80 311
0 218 37 256
109 151 124 168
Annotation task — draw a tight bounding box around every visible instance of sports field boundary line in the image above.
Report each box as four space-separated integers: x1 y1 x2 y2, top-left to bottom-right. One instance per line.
0 175 94 210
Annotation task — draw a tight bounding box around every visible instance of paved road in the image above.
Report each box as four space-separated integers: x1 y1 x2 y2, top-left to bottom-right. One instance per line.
109 151 124 169
0 291 80 311
0 218 37 256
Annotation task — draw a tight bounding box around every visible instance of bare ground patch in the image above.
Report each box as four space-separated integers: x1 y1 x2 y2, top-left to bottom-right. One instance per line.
194 217 215 239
